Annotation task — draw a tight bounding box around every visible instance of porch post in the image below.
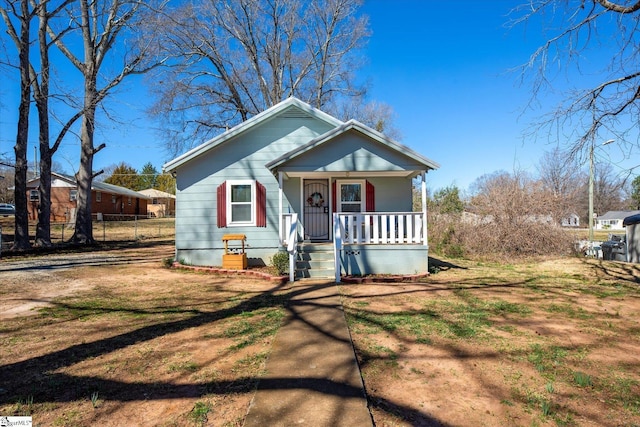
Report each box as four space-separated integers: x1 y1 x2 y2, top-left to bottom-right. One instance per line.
421 172 428 247
278 171 284 245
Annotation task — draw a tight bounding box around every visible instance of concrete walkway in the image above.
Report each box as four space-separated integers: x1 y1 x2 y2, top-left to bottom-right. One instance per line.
244 281 373 427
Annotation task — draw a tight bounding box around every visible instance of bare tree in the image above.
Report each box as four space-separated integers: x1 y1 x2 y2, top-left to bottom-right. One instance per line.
537 146 583 221
463 170 575 257
513 1 640 162
575 161 626 222
48 0 165 243
3 0 79 247
28 0 79 246
335 95 402 140
151 0 370 155
0 0 32 250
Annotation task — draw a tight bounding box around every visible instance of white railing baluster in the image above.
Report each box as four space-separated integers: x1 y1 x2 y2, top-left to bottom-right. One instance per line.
390 215 397 244
364 214 371 243
381 214 388 243
415 215 423 243
372 214 379 243
332 212 424 245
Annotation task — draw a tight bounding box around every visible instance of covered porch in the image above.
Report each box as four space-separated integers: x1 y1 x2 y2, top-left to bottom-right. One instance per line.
266 120 438 282
278 171 430 282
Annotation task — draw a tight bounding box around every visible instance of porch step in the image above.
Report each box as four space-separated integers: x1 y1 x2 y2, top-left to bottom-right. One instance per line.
295 243 335 279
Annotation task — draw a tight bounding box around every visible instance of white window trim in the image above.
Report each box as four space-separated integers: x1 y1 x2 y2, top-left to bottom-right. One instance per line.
336 179 366 213
30 190 40 201
226 180 256 226
70 189 78 201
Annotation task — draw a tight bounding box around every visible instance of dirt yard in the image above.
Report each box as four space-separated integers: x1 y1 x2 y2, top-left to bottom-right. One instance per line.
1 244 639 426
341 257 640 427
0 243 288 426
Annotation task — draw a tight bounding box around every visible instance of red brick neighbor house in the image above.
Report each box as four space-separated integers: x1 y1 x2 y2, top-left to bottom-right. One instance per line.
26 172 150 222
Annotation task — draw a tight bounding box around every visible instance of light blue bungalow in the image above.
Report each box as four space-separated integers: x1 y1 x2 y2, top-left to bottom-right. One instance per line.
163 97 439 282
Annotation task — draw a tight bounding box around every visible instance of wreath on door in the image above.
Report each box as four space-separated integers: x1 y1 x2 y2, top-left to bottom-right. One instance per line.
307 192 324 207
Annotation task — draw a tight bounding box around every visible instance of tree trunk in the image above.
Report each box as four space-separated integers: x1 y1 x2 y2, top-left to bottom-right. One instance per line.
12 0 31 251
72 96 96 244
35 146 52 246
33 0 52 247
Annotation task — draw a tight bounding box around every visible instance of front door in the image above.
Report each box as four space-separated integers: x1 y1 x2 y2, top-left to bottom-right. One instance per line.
303 179 329 241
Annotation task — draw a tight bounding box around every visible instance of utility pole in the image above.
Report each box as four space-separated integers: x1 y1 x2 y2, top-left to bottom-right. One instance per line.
588 138 614 246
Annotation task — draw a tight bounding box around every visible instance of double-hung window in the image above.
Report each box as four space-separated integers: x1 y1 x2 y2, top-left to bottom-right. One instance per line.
337 180 366 213
227 180 255 226
217 179 266 228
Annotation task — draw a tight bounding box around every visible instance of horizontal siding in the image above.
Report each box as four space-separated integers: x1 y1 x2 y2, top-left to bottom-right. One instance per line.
366 177 413 212
340 244 429 275
175 116 331 265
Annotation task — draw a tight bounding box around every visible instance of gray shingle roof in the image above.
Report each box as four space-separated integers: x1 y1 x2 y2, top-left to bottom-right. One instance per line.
598 210 640 220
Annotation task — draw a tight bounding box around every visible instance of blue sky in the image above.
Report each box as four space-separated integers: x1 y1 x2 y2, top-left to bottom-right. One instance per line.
360 0 559 192
0 1 631 192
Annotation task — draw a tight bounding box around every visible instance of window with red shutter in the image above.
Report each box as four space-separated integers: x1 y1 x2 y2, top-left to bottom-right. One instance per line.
217 180 267 227
335 179 374 213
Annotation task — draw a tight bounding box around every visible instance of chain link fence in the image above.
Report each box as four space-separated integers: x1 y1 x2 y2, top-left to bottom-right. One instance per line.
0 216 175 252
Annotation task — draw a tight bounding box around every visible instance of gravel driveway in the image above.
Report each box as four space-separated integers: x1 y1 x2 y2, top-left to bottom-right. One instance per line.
0 244 174 319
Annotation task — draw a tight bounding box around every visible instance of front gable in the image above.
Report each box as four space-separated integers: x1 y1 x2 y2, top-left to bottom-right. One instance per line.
267 120 439 177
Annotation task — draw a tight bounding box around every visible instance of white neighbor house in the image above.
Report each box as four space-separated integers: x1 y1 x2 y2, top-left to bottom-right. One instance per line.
596 210 640 230
163 97 439 282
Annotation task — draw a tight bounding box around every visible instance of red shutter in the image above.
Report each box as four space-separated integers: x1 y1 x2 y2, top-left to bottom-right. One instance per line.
217 181 227 228
256 181 267 227
366 180 375 212
332 180 336 213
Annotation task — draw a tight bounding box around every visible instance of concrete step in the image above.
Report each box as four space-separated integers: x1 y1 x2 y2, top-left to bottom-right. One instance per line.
295 243 334 279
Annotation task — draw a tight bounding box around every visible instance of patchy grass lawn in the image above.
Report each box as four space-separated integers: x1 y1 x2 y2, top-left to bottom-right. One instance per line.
0 244 288 426
340 257 640 427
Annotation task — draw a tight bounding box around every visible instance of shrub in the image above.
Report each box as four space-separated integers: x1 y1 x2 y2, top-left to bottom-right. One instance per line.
428 171 578 260
270 251 289 275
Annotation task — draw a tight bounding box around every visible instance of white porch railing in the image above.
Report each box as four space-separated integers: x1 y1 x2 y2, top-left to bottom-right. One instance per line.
333 212 425 282
334 212 424 245
283 212 425 282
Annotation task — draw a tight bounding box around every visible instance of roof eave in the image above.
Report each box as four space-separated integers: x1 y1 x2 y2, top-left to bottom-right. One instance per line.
163 97 344 173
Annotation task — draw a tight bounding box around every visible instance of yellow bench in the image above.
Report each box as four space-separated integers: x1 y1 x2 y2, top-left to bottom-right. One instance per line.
222 234 247 270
